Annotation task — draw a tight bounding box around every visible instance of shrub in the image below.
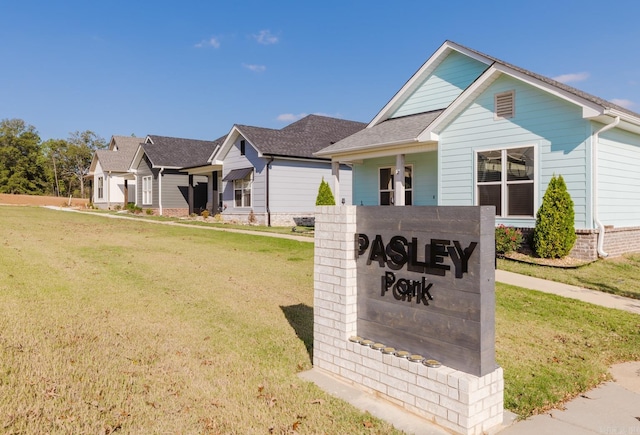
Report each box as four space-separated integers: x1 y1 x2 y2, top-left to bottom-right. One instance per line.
315 178 336 206
145 208 154 215
495 225 523 255
248 209 257 225
126 202 142 214
533 174 576 258
201 210 210 219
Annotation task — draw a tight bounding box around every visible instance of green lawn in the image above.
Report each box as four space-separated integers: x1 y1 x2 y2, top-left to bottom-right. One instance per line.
1 206 639 434
497 254 640 299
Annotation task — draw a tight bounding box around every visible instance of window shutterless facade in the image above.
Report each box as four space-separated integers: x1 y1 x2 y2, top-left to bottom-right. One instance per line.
234 172 252 207
476 146 535 217
97 176 104 199
379 165 413 205
142 176 152 205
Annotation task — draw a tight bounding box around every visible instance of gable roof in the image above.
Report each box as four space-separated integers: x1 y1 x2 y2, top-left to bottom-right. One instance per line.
219 114 366 160
318 40 640 159
89 135 141 174
136 135 223 169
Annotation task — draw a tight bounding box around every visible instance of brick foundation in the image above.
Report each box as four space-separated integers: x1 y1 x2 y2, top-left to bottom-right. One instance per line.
511 226 640 261
313 206 503 435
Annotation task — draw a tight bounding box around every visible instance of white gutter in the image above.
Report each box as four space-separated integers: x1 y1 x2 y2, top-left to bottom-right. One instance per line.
158 168 164 216
592 116 620 257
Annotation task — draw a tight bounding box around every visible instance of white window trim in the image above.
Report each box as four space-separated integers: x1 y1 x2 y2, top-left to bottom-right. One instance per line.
475 144 537 218
233 172 253 208
142 175 152 205
378 165 413 206
97 176 104 200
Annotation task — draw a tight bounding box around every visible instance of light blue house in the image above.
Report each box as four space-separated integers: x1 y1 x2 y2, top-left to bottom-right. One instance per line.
316 40 640 260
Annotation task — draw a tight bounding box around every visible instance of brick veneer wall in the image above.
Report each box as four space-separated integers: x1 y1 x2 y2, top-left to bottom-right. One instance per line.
518 227 640 261
313 206 504 435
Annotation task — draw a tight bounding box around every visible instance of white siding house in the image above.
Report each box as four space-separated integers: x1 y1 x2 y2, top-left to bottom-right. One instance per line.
88 136 139 209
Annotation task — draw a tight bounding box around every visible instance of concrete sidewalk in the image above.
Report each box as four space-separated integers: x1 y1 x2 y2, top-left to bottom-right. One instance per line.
496 269 640 315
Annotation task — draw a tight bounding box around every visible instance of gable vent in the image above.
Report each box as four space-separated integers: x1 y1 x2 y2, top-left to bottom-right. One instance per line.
495 90 515 119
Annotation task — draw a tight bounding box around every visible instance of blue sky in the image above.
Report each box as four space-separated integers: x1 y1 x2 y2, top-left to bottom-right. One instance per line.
2 0 640 142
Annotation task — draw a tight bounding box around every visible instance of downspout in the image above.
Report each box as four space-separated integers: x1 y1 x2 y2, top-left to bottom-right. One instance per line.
266 157 274 227
158 167 164 216
592 116 620 257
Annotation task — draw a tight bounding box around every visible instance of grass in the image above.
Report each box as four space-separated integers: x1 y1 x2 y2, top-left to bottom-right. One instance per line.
84 209 316 237
1 206 639 432
496 284 640 416
498 254 640 299
0 207 396 434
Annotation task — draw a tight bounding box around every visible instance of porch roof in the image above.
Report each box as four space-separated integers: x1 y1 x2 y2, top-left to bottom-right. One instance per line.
314 110 443 157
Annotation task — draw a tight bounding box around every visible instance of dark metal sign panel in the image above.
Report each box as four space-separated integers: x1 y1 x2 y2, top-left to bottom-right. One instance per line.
356 206 496 377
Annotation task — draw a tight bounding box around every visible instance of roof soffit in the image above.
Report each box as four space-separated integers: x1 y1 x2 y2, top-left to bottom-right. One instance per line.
329 141 438 162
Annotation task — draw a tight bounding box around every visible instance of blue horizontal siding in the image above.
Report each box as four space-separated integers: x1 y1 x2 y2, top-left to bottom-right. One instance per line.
353 153 437 206
392 51 487 118
439 74 592 228
597 128 640 227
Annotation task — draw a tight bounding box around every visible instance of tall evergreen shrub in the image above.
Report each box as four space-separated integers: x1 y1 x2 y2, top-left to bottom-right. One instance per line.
533 174 576 258
315 178 336 205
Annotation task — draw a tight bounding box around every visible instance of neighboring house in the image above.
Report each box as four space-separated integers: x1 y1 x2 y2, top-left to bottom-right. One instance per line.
128 135 222 217
187 115 366 226
316 40 640 260
88 135 139 209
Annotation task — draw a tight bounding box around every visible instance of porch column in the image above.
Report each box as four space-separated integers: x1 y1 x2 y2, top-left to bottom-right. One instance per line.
212 171 219 213
331 161 341 205
394 154 405 206
206 172 214 214
188 174 194 214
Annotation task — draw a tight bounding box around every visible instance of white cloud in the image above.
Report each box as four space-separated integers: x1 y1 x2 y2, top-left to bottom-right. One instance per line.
277 113 307 122
552 72 590 84
195 37 220 49
277 112 343 122
253 30 279 45
243 63 266 73
610 98 635 109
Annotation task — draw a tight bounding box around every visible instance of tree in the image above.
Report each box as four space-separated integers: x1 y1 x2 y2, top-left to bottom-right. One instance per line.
61 131 107 198
42 139 69 196
0 119 47 194
315 178 336 205
533 175 577 258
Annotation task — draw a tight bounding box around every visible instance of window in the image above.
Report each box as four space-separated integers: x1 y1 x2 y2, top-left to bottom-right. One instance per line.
495 90 515 119
234 172 252 207
379 166 412 205
240 140 246 156
477 146 534 217
97 177 104 199
142 176 152 205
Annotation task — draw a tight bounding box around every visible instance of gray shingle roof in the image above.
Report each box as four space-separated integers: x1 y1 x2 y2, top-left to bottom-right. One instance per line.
315 111 443 156
236 115 366 159
96 136 141 172
455 40 640 119
143 135 224 168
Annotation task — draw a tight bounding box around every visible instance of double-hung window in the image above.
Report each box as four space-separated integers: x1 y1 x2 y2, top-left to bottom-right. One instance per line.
142 175 152 205
477 146 535 217
379 166 413 205
234 172 252 207
97 176 104 199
